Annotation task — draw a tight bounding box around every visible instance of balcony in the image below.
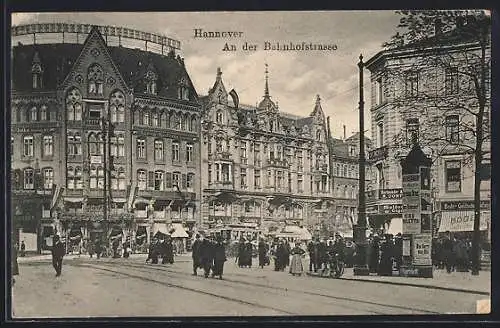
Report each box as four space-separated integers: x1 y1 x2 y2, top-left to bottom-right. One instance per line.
85 118 102 127
210 180 234 190
368 146 388 163
137 189 196 200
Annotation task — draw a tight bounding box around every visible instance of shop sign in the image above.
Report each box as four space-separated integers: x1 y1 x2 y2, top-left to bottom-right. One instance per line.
90 155 102 164
380 188 403 200
413 234 432 266
441 200 490 211
379 204 403 214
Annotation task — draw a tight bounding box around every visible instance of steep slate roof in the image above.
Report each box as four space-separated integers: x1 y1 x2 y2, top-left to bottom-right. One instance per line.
12 42 198 101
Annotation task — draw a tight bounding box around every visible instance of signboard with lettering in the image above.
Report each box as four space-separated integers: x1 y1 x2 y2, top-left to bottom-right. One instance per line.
441 200 490 211
379 204 403 214
368 146 388 162
413 234 432 266
379 189 403 200
91 155 103 164
402 213 421 234
420 190 432 212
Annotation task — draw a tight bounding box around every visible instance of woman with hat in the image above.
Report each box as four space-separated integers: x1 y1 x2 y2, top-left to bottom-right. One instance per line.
289 242 306 276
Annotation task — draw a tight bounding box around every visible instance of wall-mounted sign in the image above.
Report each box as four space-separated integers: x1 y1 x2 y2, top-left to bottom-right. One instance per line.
441 200 490 211
368 146 388 162
379 188 403 200
379 204 403 214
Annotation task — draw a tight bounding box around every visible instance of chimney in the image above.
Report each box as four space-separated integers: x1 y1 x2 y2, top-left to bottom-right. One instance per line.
434 18 443 35
343 125 346 141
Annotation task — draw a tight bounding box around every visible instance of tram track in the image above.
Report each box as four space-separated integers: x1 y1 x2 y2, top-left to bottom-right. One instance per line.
76 260 441 315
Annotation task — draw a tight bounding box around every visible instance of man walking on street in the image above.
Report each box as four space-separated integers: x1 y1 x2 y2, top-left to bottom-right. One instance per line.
191 234 202 275
51 235 65 277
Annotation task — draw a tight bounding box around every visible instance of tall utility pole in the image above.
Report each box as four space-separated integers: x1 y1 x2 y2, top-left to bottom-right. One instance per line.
102 116 108 243
353 54 369 275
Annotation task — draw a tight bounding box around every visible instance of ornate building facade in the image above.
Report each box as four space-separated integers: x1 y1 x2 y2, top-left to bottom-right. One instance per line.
200 67 334 232
11 24 201 252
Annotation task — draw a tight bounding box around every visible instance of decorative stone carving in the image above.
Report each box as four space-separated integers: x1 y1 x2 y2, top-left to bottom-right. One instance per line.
90 48 100 58
75 74 84 84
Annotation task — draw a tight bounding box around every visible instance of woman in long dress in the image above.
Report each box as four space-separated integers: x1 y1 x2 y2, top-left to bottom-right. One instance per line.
289 242 306 276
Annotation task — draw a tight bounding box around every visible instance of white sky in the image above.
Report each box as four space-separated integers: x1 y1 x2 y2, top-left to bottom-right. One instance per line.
11 11 402 139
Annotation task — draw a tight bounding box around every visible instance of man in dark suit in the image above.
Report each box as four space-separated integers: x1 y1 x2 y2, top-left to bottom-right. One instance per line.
211 237 227 279
200 237 214 278
191 234 202 275
51 235 65 277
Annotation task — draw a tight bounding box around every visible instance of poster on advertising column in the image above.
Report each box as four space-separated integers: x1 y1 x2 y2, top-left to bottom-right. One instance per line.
413 233 432 266
402 213 421 234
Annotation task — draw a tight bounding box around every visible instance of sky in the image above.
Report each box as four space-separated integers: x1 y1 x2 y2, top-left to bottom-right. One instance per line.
11 11 402 139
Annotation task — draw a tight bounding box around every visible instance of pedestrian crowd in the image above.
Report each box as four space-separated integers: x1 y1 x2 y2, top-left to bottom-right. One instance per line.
191 234 227 279
432 233 476 273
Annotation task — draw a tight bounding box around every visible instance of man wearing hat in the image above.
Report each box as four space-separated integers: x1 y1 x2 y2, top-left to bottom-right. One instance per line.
51 235 65 277
191 234 202 276
211 236 227 279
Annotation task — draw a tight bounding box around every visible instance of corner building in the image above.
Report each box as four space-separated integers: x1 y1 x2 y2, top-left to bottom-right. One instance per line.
11 24 201 252
199 68 334 233
363 18 491 240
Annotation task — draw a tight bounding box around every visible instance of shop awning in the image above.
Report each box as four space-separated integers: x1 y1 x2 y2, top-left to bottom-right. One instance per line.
134 197 150 206
153 223 169 236
438 211 489 233
171 223 189 238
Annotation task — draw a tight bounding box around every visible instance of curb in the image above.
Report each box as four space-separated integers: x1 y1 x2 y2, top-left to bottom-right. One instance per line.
338 276 490 296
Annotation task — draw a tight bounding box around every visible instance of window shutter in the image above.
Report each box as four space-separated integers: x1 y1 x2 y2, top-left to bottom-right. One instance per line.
148 171 154 190
182 174 187 189
166 172 172 188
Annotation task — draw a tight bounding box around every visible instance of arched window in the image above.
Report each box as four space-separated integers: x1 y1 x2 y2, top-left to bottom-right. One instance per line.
88 63 104 95
189 116 197 131
181 114 187 130
153 112 159 127
32 60 43 89
109 90 125 123
316 130 321 141
40 105 47 121
30 107 38 122
66 88 82 121
97 134 104 155
175 113 181 130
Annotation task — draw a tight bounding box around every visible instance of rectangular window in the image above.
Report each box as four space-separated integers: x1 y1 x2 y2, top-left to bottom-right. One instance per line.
187 174 194 188
43 135 54 156
297 174 303 192
405 71 419 97
43 168 53 189
215 164 221 182
110 137 118 157
406 118 420 145
445 115 460 144
277 170 283 188
208 164 212 183
138 170 147 190
445 67 459 95
240 141 247 158
267 170 272 187
172 142 180 161
137 139 146 159
186 144 193 162
23 136 34 157
377 122 384 147
172 172 180 188
24 169 34 189
254 169 261 188
117 136 125 157
375 77 384 105
154 171 164 191
154 140 164 161
240 168 247 188
445 160 461 192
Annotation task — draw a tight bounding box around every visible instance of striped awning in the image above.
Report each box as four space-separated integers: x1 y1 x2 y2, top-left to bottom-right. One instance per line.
438 211 489 232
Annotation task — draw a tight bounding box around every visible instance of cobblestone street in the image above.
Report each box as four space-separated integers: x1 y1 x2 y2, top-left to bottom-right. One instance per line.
11 255 490 318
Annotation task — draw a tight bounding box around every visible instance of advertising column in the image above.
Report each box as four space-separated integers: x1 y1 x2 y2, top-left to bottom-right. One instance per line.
400 144 433 278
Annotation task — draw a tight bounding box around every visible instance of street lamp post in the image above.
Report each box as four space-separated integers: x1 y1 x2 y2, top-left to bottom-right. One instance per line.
353 54 370 276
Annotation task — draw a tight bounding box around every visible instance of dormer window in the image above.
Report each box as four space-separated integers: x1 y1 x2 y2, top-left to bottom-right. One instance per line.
216 110 224 124
88 63 104 96
145 71 158 95
32 63 43 89
316 130 322 141
178 76 189 101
